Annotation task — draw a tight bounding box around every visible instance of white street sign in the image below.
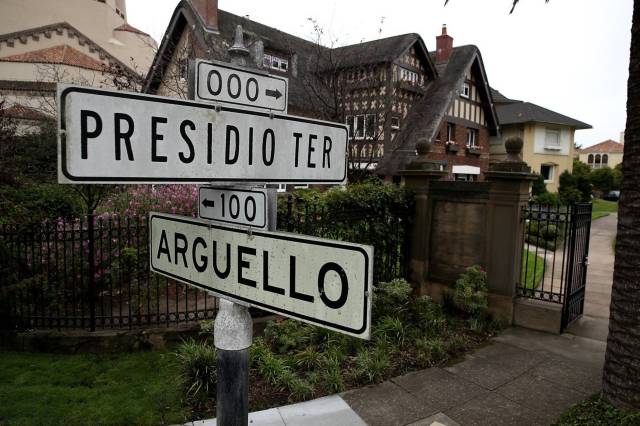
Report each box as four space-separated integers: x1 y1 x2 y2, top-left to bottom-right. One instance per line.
57 85 347 184
199 186 268 229
195 60 288 113
150 212 373 339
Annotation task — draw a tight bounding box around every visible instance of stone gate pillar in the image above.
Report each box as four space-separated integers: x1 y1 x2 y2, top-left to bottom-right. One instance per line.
484 137 537 321
399 141 446 295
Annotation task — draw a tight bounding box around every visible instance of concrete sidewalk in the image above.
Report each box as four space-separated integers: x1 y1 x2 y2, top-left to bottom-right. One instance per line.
566 213 617 342
192 327 605 426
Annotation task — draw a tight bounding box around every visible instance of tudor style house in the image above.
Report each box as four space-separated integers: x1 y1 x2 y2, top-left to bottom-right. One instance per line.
143 0 500 182
0 0 156 131
489 89 591 192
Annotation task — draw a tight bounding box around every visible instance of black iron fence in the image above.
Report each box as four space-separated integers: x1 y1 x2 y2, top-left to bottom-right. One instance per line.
0 195 411 331
0 215 218 332
517 202 592 329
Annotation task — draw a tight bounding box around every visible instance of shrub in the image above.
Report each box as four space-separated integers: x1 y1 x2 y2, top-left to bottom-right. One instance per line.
532 173 548 196
453 265 488 317
264 320 312 354
535 192 560 206
175 339 217 402
372 278 413 320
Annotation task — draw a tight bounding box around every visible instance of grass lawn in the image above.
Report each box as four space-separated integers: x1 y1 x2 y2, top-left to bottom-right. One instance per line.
592 199 618 220
555 394 640 425
521 249 546 290
0 350 190 426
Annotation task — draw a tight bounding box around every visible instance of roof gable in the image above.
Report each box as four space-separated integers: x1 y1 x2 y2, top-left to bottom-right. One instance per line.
376 45 499 175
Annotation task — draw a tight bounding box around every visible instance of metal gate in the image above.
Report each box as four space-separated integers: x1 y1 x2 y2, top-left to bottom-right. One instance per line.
561 203 593 330
517 202 592 331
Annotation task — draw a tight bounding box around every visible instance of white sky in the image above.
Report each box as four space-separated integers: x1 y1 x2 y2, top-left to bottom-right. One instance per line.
127 0 633 148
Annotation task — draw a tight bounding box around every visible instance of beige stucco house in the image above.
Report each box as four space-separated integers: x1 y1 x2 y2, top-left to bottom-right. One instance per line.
0 0 156 130
489 89 591 192
577 138 624 170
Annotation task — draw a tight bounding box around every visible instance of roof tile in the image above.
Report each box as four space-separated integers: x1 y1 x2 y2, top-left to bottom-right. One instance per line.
579 139 624 153
0 44 106 71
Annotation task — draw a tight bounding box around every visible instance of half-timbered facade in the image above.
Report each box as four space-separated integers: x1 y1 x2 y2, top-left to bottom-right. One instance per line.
144 1 499 180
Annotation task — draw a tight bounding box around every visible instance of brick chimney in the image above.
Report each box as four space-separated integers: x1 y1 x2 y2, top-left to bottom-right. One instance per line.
435 24 453 64
191 0 219 30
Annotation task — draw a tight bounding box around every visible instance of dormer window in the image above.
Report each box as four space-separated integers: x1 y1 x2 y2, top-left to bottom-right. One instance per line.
263 54 288 72
461 83 470 98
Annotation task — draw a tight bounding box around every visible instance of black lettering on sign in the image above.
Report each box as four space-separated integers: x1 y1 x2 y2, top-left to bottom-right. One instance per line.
248 128 254 166
80 109 102 160
246 77 259 101
156 229 171 263
238 245 256 287
179 120 196 163
293 132 302 167
262 251 284 295
227 73 241 99
262 129 275 166
289 256 314 302
207 69 222 96
174 232 188 267
308 134 317 168
225 125 239 164
229 195 240 219
114 113 134 161
245 197 256 222
207 123 214 165
212 241 231 279
151 116 168 162
192 237 208 273
323 136 332 168
318 262 349 309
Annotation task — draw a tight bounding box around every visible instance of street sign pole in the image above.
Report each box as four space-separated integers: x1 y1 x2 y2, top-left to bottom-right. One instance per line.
213 25 259 426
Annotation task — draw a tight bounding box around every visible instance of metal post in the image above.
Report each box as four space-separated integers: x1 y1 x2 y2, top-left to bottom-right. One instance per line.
213 24 273 425
87 210 96 332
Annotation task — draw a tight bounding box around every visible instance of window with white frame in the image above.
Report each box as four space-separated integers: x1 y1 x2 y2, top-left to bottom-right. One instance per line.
446 122 455 142
345 115 354 138
461 82 470 98
365 114 376 138
391 116 400 130
263 54 288 72
545 129 560 147
346 114 376 140
399 67 419 84
540 164 555 182
466 128 478 147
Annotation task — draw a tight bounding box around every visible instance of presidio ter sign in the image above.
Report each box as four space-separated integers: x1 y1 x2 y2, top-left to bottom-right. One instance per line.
150 213 373 339
57 85 347 184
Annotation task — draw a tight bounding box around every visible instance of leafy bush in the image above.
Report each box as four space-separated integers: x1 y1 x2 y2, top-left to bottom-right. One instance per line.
453 265 488 317
532 173 548 196
175 278 501 414
535 192 559 206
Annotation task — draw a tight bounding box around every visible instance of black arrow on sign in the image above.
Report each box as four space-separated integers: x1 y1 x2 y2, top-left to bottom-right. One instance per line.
202 199 215 208
265 88 282 100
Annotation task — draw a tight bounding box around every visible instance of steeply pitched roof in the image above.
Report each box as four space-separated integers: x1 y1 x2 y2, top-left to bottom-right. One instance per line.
143 1 436 116
331 34 437 77
579 139 624 154
114 23 150 37
376 45 499 175
0 44 106 71
490 87 520 104
495 101 591 129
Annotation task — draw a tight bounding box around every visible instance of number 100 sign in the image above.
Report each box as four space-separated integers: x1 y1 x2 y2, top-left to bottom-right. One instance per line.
198 186 268 229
